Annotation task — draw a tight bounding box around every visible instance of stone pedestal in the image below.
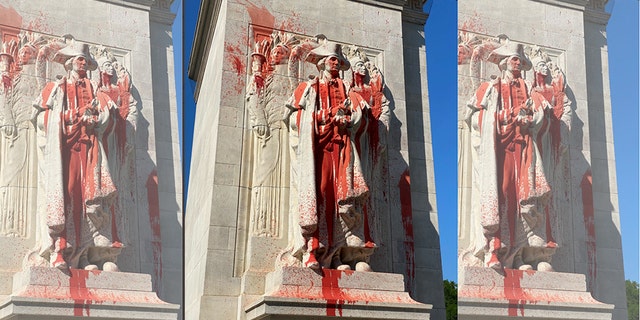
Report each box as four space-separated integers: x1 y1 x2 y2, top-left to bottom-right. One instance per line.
458 266 614 320
0 267 179 320
245 267 431 320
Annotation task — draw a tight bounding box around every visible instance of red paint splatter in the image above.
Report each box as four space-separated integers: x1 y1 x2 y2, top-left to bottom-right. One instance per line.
398 169 415 294
69 269 96 316
503 269 529 316
459 11 486 33
146 169 163 293
581 169 596 291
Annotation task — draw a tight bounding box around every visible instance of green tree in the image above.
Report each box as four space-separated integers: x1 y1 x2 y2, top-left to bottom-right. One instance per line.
627 280 639 320
443 280 457 320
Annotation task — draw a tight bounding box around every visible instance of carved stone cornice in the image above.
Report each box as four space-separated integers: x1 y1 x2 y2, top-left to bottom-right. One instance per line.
530 0 589 10
150 0 176 25
188 0 223 100
584 7 611 25
347 0 407 11
402 0 428 25
95 0 155 11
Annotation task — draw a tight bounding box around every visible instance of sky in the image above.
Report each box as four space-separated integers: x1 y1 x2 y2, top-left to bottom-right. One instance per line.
179 1 639 284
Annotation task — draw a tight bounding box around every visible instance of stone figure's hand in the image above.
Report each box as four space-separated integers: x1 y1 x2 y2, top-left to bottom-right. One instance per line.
2 124 14 136
255 125 268 137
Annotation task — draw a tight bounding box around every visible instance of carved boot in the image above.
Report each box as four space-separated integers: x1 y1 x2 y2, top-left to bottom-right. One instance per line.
303 252 319 269
331 255 350 271
50 237 68 270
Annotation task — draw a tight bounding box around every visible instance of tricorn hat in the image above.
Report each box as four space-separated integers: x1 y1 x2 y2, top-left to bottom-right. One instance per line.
487 41 532 71
52 40 98 71
305 41 350 71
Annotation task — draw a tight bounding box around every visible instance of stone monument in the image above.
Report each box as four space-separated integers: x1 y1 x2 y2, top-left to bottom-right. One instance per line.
186 0 444 319
457 0 627 319
0 1 182 319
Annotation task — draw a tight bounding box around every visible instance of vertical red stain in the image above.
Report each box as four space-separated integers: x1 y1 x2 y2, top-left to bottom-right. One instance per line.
581 169 597 291
503 269 527 316
321 269 346 316
398 169 415 294
69 269 94 316
146 169 163 292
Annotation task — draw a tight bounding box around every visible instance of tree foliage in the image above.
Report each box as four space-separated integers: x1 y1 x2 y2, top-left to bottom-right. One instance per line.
628 280 639 320
443 280 457 320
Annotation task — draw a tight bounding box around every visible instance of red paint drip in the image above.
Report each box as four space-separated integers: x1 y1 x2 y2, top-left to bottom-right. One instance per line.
581 169 597 291
321 269 349 316
69 269 94 316
503 269 528 316
398 169 415 294
146 169 163 292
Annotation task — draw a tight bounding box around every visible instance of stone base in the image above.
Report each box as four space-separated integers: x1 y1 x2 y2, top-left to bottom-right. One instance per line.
245 267 431 320
0 267 179 320
458 266 614 320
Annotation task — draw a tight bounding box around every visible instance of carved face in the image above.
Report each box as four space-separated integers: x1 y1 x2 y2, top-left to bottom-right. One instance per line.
353 61 367 76
324 55 340 72
72 55 88 77
18 46 35 65
506 55 522 73
101 61 115 76
535 61 549 76
270 46 287 65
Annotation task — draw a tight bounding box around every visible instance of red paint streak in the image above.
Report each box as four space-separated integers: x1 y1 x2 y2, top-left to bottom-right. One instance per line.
0 4 22 29
146 169 163 292
321 269 352 316
503 269 529 316
69 269 96 316
581 169 596 291
398 169 415 294
243 1 275 30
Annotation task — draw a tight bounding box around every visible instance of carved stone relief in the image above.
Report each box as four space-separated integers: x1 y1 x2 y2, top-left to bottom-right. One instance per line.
0 29 137 272
458 35 571 272
243 31 390 272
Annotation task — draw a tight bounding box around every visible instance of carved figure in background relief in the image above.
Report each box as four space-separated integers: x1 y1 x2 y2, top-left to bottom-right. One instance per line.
32 41 122 271
246 32 298 237
286 41 375 271
461 41 560 271
345 46 390 252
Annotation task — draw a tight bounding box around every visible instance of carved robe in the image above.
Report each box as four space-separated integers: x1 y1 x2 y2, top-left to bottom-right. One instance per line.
287 76 374 268
464 77 554 269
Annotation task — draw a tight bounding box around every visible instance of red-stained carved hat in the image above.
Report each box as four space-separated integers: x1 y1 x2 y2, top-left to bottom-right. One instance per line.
53 40 98 71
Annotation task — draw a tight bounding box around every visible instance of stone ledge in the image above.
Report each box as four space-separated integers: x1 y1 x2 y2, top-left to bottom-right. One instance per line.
0 267 179 320
458 266 614 320
245 267 431 320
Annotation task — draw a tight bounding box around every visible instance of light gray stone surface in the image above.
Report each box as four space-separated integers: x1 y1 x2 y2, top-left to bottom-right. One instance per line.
458 266 614 320
246 267 431 320
0 267 179 320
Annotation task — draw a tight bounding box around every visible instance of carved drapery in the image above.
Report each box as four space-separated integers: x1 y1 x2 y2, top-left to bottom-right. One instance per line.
0 30 137 271
458 34 571 271
243 31 391 271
